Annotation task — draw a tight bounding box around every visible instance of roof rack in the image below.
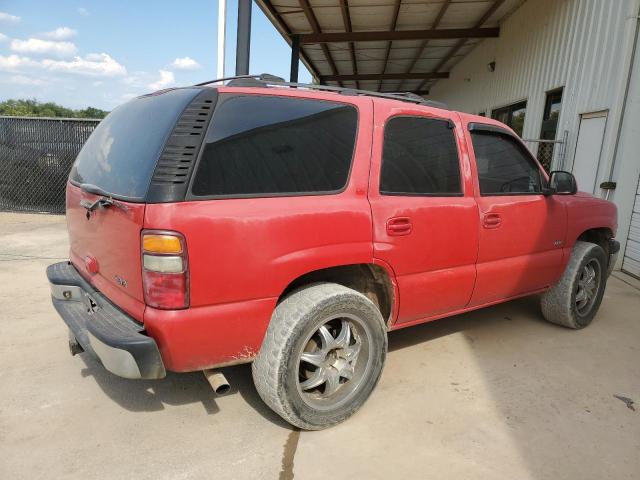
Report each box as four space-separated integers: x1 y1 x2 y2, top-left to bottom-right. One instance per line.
193 73 449 110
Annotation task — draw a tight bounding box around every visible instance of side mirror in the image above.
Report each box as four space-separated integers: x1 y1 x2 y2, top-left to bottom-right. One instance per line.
548 170 577 195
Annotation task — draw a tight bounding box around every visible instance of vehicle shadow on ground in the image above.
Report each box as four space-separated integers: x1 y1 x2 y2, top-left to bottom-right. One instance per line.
78 355 291 428
387 294 545 353
77 295 545 430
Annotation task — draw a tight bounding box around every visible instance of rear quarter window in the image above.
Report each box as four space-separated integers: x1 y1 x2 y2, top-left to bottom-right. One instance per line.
70 88 201 199
190 95 358 197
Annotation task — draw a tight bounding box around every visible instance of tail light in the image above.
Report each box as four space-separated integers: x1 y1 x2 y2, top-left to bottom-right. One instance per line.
141 231 189 309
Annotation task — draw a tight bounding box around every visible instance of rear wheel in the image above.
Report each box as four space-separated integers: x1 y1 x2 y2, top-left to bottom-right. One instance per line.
541 241 607 329
252 283 387 430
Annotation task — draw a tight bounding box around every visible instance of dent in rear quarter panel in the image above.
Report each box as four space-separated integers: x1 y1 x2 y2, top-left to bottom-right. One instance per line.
142 96 375 371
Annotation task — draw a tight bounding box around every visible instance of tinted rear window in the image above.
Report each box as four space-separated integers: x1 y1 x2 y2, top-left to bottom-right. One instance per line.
191 95 358 197
70 88 200 199
380 116 461 195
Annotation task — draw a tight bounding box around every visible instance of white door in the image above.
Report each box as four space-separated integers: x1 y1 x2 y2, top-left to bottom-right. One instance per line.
622 176 640 279
572 111 608 193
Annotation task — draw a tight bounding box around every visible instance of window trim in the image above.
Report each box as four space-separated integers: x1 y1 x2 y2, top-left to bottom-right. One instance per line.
185 93 360 201
379 114 464 197
468 122 546 197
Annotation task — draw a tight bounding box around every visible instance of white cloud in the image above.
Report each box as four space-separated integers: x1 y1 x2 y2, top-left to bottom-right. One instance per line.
0 33 8 42
0 12 20 23
0 54 39 70
148 70 175 90
0 52 126 77
11 38 77 58
171 56 201 70
77 7 89 16
9 74 46 86
43 27 77 41
42 53 127 76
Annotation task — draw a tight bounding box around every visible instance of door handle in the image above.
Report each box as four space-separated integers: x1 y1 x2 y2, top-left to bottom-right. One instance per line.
483 213 502 229
387 217 412 236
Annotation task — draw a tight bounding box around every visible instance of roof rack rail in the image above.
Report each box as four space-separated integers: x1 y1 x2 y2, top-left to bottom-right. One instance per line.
194 73 285 87
193 73 448 110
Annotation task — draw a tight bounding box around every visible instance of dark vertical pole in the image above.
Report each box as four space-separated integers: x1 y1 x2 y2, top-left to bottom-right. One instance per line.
290 34 300 83
235 0 252 75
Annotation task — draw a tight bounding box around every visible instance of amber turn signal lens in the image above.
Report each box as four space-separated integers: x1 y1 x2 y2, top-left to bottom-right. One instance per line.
142 234 182 254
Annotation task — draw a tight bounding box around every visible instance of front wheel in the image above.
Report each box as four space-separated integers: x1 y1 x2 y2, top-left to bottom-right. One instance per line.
541 241 608 329
252 283 387 430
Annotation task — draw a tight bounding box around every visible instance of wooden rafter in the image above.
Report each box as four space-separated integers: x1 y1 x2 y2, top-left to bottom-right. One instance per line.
298 0 341 86
338 0 359 89
320 72 449 82
255 0 320 81
397 0 451 91
378 0 402 91
298 28 500 44
415 0 506 92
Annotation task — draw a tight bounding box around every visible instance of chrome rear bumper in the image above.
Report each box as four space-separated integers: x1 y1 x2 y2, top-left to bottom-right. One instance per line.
47 262 165 379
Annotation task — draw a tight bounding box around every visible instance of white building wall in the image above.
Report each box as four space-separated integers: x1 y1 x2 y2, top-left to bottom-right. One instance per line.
429 0 640 271
613 15 640 275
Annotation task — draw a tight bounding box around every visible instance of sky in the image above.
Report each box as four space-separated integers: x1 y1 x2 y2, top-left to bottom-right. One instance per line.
0 0 312 110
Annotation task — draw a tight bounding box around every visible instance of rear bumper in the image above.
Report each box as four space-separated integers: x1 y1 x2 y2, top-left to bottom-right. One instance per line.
47 262 166 379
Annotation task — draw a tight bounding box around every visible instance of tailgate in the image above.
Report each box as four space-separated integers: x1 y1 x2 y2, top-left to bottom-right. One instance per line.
67 182 146 321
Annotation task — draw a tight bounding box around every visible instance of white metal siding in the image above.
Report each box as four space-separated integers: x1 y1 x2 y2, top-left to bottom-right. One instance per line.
429 0 638 176
622 179 640 278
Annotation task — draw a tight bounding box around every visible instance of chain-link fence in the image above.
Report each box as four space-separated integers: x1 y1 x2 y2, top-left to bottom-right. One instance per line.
523 130 569 173
0 116 100 214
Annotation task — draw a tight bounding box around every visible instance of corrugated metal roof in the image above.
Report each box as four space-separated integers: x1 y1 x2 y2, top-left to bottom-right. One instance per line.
255 0 526 93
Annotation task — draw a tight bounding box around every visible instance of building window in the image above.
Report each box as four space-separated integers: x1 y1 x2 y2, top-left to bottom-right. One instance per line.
491 101 527 137
478 111 486 117
537 88 563 172
380 116 462 196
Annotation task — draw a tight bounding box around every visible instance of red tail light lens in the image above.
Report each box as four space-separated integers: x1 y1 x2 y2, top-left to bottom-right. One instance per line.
141 231 189 309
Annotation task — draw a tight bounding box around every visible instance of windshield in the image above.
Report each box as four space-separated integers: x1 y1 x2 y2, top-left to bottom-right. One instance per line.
69 88 201 200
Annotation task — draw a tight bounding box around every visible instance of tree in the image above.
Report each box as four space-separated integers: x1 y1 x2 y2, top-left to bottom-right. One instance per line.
0 99 108 119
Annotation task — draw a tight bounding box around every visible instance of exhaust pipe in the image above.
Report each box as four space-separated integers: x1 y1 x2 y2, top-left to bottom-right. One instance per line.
68 330 84 356
203 369 231 395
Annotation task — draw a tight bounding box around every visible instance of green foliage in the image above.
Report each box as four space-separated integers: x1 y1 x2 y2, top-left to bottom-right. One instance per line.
0 99 108 119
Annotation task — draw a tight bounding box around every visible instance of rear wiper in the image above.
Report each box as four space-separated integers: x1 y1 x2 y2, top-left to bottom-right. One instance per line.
79 184 127 212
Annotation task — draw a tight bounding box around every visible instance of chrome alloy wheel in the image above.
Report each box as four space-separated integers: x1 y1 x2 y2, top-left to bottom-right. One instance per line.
575 259 601 315
296 314 372 410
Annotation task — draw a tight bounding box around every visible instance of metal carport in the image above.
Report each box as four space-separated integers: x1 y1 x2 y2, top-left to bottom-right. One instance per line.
253 0 525 94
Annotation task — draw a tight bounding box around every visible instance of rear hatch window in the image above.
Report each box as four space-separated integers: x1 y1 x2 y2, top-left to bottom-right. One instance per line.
70 88 201 200
190 94 358 197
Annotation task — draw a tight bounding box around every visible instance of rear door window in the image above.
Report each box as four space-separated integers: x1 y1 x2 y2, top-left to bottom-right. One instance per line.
70 88 200 200
380 116 462 195
190 95 358 197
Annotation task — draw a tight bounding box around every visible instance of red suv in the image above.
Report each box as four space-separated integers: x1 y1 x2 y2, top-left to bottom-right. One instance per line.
48 76 619 430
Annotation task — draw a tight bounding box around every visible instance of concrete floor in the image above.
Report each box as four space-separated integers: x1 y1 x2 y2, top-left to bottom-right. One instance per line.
1 212 638 480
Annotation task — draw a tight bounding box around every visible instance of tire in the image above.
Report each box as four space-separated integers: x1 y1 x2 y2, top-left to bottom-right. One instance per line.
252 283 387 430
541 241 608 329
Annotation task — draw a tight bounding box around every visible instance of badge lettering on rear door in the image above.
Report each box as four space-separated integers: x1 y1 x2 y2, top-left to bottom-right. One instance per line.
114 275 128 288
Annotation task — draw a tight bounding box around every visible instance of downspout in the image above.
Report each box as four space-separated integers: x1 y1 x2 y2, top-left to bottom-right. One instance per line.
605 1 640 200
